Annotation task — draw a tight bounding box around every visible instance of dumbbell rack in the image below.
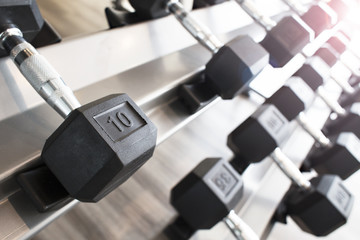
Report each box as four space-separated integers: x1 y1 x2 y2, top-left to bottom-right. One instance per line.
0 1 343 239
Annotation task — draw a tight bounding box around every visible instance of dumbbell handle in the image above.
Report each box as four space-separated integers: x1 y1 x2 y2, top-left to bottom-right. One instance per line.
235 0 276 31
223 210 260 240
316 86 346 116
0 28 81 118
296 112 331 148
282 0 307 15
167 0 223 54
331 75 355 95
270 148 311 190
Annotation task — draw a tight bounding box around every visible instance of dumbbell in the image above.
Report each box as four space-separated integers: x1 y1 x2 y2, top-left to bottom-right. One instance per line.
314 44 360 106
281 0 338 37
316 45 360 81
304 52 355 97
264 76 332 148
294 64 347 116
301 132 360 180
260 76 360 180
227 106 354 236
323 102 360 138
0 1 157 210
326 33 360 79
168 158 259 240
237 0 314 67
129 0 269 113
294 60 359 112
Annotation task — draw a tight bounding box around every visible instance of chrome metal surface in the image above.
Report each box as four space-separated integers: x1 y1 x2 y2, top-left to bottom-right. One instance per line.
281 0 307 15
270 148 311 190
296 112 331 148
224 210 260 240
4 34 81 118
316 86 346 116
167 0 223 53
236 0 277 30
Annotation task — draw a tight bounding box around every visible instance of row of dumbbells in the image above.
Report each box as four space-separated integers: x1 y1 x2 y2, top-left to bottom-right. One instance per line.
109 0 360 239
165 37 360 239
0 0 358 238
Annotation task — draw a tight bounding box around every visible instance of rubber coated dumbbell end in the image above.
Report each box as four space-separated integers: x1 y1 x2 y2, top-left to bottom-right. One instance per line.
129 0 169 19
42 94 157 202
285 174 354 236
205 35 269 99
171 158 243 230
0 0 44 42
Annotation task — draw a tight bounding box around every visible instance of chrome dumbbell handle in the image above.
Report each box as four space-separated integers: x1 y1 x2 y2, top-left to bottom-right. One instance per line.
167 0 223 54
270 148 311 190
223 210 260 240
0 28 81 118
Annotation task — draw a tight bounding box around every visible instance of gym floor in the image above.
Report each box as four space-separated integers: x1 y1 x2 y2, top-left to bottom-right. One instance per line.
32 0 360 239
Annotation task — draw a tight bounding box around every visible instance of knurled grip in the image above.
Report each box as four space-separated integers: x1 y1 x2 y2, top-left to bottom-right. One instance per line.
167 0 223 54
9 41 81 118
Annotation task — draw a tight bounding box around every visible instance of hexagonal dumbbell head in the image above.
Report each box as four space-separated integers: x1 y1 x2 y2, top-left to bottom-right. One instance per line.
324 103 360 138
228 104 291 172
327 36 347 55
301 4 337 37
129 0 170 19
260 16 312 67
307 132 360 179
171 158 243 230
294 64 324 92
42 94 157 202
205 35 269 99
315 46 339 68
0 0 44 42
285 174 354 236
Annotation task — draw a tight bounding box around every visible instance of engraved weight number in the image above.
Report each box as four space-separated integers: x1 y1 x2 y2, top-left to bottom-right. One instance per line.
107 112 133 132
214 172 232 192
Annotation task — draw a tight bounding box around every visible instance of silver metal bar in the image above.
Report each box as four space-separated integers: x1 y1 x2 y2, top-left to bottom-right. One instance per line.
270 147 311 190
0 28 81 118
167 0 223 54
223 210 260 240
316 86 346 116
235 0 276 31
331 75 355 95
296 112 331 147
281 0 307 15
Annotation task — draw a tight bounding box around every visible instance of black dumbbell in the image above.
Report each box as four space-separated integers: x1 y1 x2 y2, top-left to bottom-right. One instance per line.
263 77 360 180
315 41 360 107
0 2 157 210
316 45 360 80
302 132 360 180
129 0 269 113
0 0 61 58
327 33 360 82
238 0 314 67
323 102 360 138
227 109 354 236
168 158 259 240
294 64 347 116
281 0 337 37
299 54 360 110
305 52 355 96
264 77 332 147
